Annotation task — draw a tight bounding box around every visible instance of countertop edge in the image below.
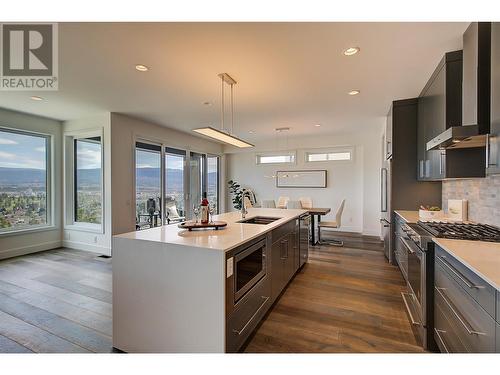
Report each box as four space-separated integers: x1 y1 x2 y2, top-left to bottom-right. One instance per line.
433 238 500 292
113 209 307 253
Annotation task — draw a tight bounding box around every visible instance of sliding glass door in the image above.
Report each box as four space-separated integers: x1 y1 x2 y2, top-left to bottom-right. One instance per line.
189 152 206 216
207 155 220 213
134 142 220 229
165 147 186 223
135 142 162 229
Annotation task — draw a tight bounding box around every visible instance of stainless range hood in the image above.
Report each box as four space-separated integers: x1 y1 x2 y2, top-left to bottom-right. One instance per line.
427 22 491 152
426 125 481 150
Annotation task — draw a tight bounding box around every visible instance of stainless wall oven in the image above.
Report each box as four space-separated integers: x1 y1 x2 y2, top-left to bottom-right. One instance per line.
233 238 267 302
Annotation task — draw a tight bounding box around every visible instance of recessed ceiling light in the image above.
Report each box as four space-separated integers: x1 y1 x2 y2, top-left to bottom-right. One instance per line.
343 47 360 56
202 101 212 106
135 64 149 72
314 124 321 127
348 90 360 96
30 96 43 101
248 130 255 134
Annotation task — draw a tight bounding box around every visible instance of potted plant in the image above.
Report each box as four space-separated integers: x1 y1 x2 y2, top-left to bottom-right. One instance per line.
227 180 243 210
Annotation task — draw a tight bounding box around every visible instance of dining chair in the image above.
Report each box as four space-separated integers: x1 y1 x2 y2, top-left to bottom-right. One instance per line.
277 196 290 209
318 199 346 246
262 200 276 208
286 200 302 209
299 197 313 209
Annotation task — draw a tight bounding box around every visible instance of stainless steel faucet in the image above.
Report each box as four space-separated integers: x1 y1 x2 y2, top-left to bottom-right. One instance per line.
241 189 250 218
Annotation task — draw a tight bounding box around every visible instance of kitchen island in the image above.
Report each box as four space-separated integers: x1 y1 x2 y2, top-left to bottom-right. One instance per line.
112 208 307 353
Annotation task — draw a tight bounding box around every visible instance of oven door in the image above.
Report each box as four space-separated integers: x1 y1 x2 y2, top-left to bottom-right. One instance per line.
234 238 267 302
401 236 425 313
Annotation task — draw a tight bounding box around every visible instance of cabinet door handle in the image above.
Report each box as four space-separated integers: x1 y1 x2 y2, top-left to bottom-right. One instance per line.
434 329 450 353
280 240 288 259
232 296 270 336
435 287 486 336
437 256 484 289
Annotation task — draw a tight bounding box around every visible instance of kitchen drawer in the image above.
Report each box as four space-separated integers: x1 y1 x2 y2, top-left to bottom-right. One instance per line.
271 220 295 244
434 299 469 353
435 262 496 352
226 276 271 352
435 245 496 318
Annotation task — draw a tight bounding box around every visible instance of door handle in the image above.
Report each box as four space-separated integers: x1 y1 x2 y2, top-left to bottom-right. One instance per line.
401 292 421 326
434 329 450 353
232 296 270 336
399 237 415 254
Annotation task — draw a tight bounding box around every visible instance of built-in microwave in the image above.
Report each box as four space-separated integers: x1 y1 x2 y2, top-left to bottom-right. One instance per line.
233 238 267 302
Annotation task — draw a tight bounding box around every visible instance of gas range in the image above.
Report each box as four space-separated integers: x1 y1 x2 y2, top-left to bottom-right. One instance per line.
401 221 500 252
417 221 500 242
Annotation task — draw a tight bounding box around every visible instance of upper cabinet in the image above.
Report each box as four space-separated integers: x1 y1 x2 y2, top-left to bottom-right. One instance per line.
417 51 463 180
487 22 500 175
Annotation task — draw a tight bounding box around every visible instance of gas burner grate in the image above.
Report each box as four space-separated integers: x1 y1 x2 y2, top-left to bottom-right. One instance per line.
417 221 500 242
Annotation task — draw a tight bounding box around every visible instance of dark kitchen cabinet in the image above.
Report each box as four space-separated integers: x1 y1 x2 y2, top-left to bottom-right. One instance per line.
487 22 500 175
417 50 463 181
270 228 298 301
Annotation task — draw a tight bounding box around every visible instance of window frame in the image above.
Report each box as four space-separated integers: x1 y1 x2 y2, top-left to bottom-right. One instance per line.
0 126 53 236
64 129 104 233
207 154 220 214
304 147 354 163
255 151 296 165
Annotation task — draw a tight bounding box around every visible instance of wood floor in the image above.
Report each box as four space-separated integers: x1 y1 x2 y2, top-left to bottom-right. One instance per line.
0 240 422 353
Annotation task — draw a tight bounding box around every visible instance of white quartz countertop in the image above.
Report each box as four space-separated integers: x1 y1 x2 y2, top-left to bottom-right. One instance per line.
433 238 500 291
114 208 306 252
394 210 420 223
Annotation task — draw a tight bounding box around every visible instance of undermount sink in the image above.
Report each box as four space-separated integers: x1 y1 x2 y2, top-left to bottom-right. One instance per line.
237 216 281 225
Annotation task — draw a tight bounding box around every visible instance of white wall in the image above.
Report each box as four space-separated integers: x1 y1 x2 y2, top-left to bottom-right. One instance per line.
110 113 224 238
62 114 113 255
0 108 63 259
225 127 383 236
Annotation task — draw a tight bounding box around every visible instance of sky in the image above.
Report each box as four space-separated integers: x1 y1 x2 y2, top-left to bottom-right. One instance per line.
0 130 47 170
137 149 184 170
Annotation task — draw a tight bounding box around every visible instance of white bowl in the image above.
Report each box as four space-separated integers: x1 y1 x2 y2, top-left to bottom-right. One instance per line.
419 209 444 221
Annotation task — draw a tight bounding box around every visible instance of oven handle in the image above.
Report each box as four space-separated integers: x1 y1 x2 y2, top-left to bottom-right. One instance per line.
399 236 415 255
434 329 450 353
435 287 486 336
437 255 485 289
401 292 421 326
232 296 270 336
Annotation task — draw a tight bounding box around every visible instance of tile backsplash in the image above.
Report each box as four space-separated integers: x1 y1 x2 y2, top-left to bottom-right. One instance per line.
442 175 500 227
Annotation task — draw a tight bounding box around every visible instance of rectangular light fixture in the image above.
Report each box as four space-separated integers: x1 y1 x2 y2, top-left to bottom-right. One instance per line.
193 127 254 148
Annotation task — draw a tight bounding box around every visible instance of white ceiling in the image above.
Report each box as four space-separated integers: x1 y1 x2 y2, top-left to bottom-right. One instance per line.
0 22 469 142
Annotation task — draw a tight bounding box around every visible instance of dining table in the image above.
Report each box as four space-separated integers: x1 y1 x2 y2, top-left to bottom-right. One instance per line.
306 207 331 245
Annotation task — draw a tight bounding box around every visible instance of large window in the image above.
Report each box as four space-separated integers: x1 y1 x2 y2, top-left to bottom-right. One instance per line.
135 142 162 229
0 128 50 232
207 155 219 213
74 137 102 224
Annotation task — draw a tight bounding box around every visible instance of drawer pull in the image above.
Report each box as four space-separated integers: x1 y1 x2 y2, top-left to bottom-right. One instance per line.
401 292 421 326
434 329 449 353
435 287 486 336
438 255 485 289
232 296 270 336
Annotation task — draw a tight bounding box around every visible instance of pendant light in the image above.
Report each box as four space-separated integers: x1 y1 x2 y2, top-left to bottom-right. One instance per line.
193 73 254 148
